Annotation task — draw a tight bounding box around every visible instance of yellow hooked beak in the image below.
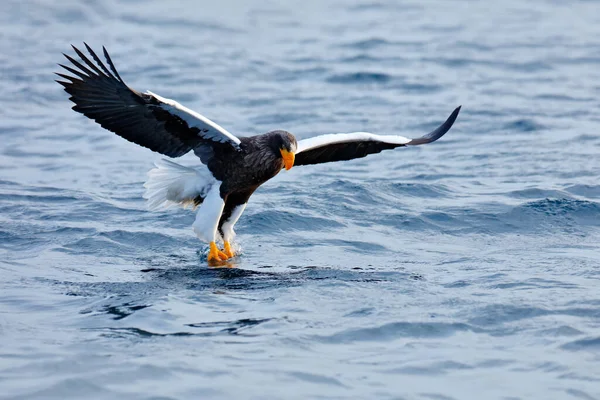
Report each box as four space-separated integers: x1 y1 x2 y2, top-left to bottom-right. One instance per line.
280 149 295 170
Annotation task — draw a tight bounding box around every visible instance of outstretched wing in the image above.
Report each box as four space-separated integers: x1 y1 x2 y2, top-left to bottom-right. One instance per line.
294 106 461 166
56 43 241 158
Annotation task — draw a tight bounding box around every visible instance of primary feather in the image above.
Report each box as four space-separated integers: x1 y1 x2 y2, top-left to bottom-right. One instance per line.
56 43 240 158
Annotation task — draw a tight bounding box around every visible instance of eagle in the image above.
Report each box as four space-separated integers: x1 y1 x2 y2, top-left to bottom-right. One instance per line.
56 44 461 264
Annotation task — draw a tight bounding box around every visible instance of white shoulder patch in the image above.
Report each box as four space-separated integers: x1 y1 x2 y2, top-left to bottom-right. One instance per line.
145 90 241 146
296 132 411 154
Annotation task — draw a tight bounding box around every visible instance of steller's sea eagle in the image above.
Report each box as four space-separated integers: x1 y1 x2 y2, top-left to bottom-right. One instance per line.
56 44 461 264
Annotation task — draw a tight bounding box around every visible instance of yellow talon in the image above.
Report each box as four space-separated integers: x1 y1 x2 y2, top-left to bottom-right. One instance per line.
217 249 229 260
208 241 228 262
223 241 235 258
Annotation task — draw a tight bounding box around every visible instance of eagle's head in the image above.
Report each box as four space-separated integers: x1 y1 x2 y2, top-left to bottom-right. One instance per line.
267 130 297 170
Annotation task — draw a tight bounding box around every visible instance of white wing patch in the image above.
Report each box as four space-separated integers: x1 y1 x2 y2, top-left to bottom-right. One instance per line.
145 90 241 147
296 132 411 154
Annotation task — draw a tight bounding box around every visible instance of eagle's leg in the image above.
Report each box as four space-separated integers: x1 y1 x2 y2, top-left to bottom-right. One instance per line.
219 201 248 259
192 184 228 263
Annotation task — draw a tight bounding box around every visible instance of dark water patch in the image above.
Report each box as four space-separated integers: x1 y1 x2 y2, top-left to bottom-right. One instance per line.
468 304 600 327
475 359 515 369
419 394 457 400
558 372 600 383
404 173 467 182
313 322 480 344
0 179 21 187
9 378 122 400
338 38 404 49
375 212 441 232
286 371 347 387
451 209 531 235
423 57 551 72
249 112 321 125
442 279 472 288
506 188 572 199
453 41 494 52
0 228 56 254
505 198 600 231
3 145 70 159
58 230 188 257
487 280 577 290
0 191 149 226
564 184 600 198
419 23 463 33
347 3 421 12
52 4 94 24
534 93 595 103
535 326 584 337
562 389 599 400
561 337 600 351
525 278 579 290
95 318 279 338
60 266 413 314
506 61 553 72
64 280 171 299
243 210 345 233
424 57 492 68
95 327 196 338
384 360 474 376
137 264 293 293
467 108 508 118
120 14 239 32
101 230 184 249
270 66 329 82
495 278 580 290
555 56 600 65
321 239 389 254
385 182 452 198
420 212 470 231
440 200 600 236
392 81 443 94
286 267 405 284
503 119 545 132
320 179 385 205
97 302 152 321
343 307 376 317
186 317 270 329
346 3 386 11
338 54 405 64
326 72 392 84
0 191 84 204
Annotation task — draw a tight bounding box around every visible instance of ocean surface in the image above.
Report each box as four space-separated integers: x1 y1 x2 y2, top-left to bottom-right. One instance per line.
1 0 600 399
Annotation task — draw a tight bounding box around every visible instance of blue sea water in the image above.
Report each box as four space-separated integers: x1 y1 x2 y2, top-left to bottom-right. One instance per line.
1 0 600 398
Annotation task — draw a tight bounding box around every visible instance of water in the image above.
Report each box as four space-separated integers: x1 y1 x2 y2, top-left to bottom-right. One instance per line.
1 0 600 398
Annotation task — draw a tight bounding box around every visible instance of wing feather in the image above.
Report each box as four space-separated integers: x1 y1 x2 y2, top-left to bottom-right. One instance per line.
57 43 240 158
294 106 461 166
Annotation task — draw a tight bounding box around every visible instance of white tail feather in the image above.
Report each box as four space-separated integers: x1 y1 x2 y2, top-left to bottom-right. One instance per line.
143 159 216 211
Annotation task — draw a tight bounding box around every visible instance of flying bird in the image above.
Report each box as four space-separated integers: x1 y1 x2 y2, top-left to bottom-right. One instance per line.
56 44 461 264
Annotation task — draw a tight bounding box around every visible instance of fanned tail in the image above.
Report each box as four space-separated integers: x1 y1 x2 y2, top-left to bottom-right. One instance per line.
142 159 216 211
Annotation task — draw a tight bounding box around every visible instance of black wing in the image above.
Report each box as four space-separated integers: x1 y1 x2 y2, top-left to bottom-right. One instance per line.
56 43 241 158
294 106 461 167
